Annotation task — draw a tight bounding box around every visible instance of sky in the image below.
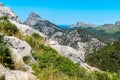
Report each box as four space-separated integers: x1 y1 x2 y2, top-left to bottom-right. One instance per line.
1 0 120 25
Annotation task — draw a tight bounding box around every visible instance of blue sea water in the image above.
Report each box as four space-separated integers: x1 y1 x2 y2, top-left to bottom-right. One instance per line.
58 25 70 29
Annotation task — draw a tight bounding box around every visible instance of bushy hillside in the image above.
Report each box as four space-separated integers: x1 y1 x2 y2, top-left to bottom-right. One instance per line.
0 16 119 80
85 39 120 72
86 24 120 43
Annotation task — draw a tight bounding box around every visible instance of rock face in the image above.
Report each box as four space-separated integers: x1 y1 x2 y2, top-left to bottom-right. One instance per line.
115 21 120 26
48 40 100 71
0 4 21 23
0 36 38 80
0 64 37 80
24 12 62 37
70 21 97 28
10 19 46 39
4 70 37 80
3 36 36 72
51 28 105 58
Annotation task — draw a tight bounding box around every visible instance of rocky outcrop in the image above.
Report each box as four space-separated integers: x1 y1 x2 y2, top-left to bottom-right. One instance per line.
0 64 37 80
3 36 36 72
0 3 21 23
115 21 120 26
24 12 62 36
10 20 46 39
48 40 100 71
0 36 38 80
56 29 105 57
24 12 45 27
0 64 6 78
4 70 37 80
70 21 97 28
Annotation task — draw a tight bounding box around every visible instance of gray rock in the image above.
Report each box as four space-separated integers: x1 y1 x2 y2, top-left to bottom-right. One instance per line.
9 19 47 39
47 40 100 71
3 36 36 72
0 64 6 78
24 12 62 37
115 21 120 26
0 64 37 80
4 70 37 80
0 5 21 23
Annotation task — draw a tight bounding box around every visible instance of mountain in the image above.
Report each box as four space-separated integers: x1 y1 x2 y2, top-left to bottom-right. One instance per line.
1 2 120 80
0 2 106 80
24 12 63 37
70 21 97 28
52 28 106 58
25 13 105 59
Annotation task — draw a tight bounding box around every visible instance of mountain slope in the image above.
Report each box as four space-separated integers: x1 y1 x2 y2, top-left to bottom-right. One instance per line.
53 28 106 58
25 13 105 59
86 22 120 42
85 39 120 72
0 2 120 80
24 12 63 37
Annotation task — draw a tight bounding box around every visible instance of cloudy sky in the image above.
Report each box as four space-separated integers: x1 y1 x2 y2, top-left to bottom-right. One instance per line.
1 0 120 25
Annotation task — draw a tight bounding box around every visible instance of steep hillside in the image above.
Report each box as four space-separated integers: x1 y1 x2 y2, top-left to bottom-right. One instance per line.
85 39 120 72
52 28 105 57
0 17 117 80
24 12 63 37
25 13 105 59
0 2 120 80
86 22 120 42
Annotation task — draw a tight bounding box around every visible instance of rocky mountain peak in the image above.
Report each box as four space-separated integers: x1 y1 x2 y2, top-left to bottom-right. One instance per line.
24 12 62 36
24 12 45 27
115 20 120 26
29 12 44 21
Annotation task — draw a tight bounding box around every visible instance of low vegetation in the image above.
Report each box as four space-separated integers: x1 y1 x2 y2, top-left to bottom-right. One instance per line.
0 16 120 80
0 35 13 69
0 16 19 36
86 39 120 73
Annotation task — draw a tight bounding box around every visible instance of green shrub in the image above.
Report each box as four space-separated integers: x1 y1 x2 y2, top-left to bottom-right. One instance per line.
32 33 42 39
0 35 13 69
0 16 19 36
85 39 120 72
31 45 88 79
23 56 31 64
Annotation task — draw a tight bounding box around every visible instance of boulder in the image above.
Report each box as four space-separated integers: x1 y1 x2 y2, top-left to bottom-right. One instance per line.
9 20 47 39
3 36 36 72
4 70 37 80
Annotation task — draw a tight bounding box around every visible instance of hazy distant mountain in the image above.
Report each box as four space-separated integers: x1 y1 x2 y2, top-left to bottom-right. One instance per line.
70 21 97 28
86 21 120 42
